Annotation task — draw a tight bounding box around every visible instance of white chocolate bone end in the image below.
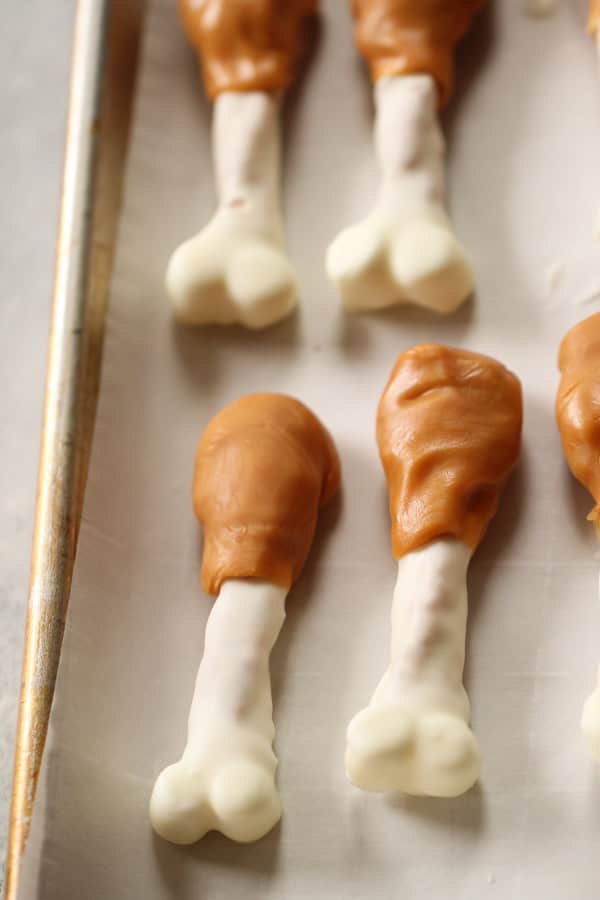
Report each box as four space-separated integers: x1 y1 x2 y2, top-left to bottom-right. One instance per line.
346 704 481 797
166 226 298 330
581 666 600 764
150 740 281 844
326 215 473 314
150 581 287 844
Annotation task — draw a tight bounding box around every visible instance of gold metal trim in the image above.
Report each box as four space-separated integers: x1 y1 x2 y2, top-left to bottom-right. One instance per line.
4 2 144 896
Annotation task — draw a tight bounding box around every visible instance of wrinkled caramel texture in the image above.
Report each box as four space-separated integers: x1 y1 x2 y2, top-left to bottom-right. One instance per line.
178 0 318 99
352 0 486 107
377 344 522 558
590 0 600 32
193 393 340 595
556 313 600 526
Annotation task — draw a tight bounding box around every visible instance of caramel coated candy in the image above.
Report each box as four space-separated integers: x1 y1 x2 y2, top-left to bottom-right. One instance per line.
352 0 486 106
178 0 318 99
377 344 522 558
194 393 340 595
556 313 600 526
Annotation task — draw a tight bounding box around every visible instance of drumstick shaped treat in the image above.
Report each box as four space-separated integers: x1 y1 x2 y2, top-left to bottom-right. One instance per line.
327 0 485 314
556 313 600 763
346 345 522 796
168 1 317 329
150 394 340 843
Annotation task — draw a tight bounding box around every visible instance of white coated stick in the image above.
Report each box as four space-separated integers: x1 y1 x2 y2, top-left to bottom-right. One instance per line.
346 537 481 797
167 91 298 329
326 74 473 313
150 579 287 843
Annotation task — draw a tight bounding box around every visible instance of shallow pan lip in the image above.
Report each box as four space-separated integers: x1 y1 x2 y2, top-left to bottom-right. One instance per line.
3 3 144 897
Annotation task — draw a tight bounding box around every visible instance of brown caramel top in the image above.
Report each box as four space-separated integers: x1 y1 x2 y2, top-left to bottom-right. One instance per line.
178 0 318 100
590 0 600 32
377 344 522 559
556 313 600 525
193 393 340 596
352 0 486 107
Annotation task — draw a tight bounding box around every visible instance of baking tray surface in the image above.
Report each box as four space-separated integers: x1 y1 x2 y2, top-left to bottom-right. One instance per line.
19 1 600 897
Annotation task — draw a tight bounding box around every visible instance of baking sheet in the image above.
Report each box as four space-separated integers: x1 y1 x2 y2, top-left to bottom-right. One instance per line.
18 1 600 897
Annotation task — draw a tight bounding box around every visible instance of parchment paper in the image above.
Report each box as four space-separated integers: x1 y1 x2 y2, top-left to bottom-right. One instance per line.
19 1 600 897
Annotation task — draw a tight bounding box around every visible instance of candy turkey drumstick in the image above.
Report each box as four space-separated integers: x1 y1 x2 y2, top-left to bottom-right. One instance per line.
150 394 340 843
327 1 486 313
346 345 522 796
168 1 317 329
556 313 600 763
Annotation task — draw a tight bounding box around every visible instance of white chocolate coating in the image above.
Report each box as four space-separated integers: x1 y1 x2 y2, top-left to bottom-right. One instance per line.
326 75 473 314
150 579 287 844
582 664 600 763
167 91 298 329
345 538 481 797
581 568 600 763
